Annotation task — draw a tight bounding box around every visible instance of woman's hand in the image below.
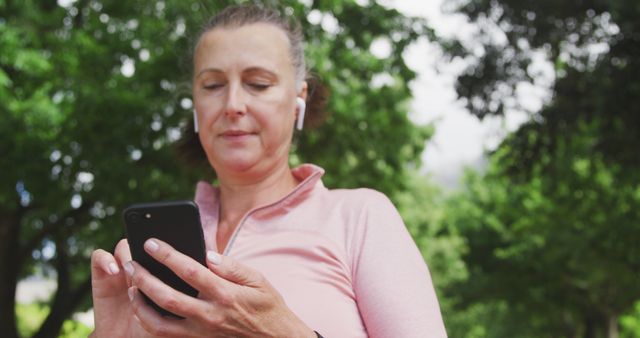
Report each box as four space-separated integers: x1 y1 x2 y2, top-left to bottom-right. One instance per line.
90 239 154 338
126 238 315 338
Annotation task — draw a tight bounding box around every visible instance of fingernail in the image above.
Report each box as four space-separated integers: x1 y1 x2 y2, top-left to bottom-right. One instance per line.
207 251 222 265
128 287 135 301
124 261 134 277
144 239 159 252
108 262 120 275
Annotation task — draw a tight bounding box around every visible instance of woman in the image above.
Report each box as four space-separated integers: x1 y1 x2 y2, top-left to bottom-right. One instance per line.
90 5 446 337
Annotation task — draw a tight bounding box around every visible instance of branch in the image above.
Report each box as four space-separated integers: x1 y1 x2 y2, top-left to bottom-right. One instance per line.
17 201 94 266
72 0 88 28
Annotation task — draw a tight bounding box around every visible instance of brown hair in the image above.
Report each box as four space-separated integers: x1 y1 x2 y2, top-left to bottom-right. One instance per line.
177 5 329 168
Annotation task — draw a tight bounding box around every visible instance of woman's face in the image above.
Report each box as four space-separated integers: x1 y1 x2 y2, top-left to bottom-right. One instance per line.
192 23 305 178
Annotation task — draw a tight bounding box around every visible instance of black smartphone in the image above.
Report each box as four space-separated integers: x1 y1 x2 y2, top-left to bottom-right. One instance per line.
123 200 206 318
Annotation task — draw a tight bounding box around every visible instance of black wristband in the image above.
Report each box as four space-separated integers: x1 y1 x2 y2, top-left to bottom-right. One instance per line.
314 331 324 338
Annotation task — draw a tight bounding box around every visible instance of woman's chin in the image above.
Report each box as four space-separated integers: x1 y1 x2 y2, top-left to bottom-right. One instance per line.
206 148 283 177
215 156 261 174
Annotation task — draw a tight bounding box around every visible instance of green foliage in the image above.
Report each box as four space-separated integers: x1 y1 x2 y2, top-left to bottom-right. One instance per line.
445 138 640 336
16 303 92 338
620 301 640 338
58 320 93 338
16 303 48 337
447 0 640 171
396 172 467 291
0 1 433 337
438 0 640 336
294 2 436 193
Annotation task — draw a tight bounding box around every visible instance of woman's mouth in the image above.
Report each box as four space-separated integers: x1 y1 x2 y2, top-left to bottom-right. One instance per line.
220 130 255 140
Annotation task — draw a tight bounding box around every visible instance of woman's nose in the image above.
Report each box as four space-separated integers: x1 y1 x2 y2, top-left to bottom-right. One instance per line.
224 82 247 118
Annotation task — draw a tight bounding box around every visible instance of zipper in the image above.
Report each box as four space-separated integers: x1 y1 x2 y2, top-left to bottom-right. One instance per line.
221 170 322 256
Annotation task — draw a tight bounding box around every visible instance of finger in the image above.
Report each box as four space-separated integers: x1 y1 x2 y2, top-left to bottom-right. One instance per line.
142 238 229 297
129 286 196 337
113 238 132 263
92 249 121 277
91 249 127 298
113 239 133 286
128 260 209 320
206 250 264 288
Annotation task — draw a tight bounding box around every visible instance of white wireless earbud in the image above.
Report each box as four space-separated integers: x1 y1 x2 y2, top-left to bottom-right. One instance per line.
296 97 306 131
193 109 199 133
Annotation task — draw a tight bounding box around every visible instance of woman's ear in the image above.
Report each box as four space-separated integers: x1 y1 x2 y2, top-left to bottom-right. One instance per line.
298 81 308 101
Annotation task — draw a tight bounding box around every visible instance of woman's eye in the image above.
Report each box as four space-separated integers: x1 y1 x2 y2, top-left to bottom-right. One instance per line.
203 83 223 90
248 83 270 91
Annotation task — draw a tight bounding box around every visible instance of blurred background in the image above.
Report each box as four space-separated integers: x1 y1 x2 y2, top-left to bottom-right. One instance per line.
1 0 638 337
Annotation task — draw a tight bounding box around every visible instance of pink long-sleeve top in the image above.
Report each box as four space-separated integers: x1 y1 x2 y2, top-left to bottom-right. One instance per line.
194 164 447 337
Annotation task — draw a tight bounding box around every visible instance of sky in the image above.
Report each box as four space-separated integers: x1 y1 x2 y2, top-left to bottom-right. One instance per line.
388 0 550 189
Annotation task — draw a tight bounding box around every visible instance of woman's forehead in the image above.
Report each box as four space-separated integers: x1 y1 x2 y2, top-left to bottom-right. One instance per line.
194 23 293 74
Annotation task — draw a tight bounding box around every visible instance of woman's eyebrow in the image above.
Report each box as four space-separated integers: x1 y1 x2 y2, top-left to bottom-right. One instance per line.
196 67 277 79
195 68 224 79
243 67 278 78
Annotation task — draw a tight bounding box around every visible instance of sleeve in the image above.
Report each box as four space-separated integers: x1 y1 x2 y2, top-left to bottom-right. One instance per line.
350 190 447 338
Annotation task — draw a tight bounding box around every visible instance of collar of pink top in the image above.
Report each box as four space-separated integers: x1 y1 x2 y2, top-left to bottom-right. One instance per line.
194 163 326 247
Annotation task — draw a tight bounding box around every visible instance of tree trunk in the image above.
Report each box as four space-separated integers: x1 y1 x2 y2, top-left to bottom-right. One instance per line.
0 210 22 338
606 314 619 338
32 237 92 338
584 313 598 338
562 310 577 338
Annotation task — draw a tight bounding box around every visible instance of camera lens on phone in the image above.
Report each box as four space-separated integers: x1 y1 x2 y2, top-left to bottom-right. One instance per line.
127 212 141 224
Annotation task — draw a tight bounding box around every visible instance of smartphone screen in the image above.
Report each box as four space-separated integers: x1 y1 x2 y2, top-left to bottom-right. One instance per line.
123 200 206 318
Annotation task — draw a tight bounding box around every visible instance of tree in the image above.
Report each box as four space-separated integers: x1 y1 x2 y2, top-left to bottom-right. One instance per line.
0 1 434 337
447 0 639 172
441 0 640 336
446 138 640 337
